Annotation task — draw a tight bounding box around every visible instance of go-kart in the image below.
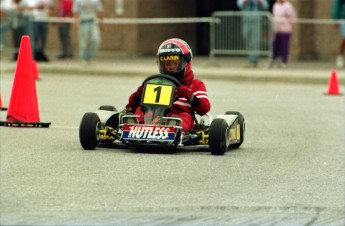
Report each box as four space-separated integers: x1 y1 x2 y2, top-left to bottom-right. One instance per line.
79 74 245 155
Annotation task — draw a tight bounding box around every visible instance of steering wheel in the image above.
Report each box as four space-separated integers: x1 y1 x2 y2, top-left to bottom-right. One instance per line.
141 74 182 87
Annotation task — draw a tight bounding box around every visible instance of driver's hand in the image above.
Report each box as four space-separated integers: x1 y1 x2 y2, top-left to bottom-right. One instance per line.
135 86 143 99
175 85 193 100
123 108 135 113
125 86 143 111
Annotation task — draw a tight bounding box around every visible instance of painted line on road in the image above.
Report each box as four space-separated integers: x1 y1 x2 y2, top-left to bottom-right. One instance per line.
51 125 78 129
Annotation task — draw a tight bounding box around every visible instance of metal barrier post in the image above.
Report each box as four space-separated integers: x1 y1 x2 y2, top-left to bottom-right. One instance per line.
209 11 273 62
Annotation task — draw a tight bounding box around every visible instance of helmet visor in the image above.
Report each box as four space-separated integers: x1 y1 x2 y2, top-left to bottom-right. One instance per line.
158 55 186 75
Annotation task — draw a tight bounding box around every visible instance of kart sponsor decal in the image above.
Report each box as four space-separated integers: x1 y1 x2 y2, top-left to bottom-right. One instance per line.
229 128 236 141
159 48 181 53
229 124 241 141
236 124 241 140
122 125 175 141
160 55 180 61
143 84 173 106
151 116 160 124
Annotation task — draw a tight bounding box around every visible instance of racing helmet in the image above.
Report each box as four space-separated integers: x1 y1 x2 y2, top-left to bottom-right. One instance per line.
157 38 193 80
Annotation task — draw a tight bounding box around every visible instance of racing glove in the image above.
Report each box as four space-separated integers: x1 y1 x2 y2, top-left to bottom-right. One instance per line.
133 86 143 103
175 85 201 108
125 86 143 111
175 86 193 100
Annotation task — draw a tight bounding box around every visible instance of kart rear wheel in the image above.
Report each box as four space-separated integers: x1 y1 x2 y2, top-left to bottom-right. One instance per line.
99 105 117 111
79 112 101 150
225 111 245 149
209 118 229 155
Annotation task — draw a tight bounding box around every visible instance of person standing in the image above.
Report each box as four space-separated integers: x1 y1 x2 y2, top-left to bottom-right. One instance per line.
332 0 345 68
1 0 26 60
0 0 11 51
55 0 73 59
270 0 296 68
73 0 104 64
21 0 54 62
237 0 269 68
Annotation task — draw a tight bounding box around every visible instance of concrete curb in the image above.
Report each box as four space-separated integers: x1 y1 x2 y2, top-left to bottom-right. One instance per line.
1 52 344 86
17 67 340 85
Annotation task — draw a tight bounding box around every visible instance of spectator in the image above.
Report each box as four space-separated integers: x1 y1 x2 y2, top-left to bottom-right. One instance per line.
237 0 269 68
270 0 296 68
0 0 11 51
332 0 345 68
1 0 26 60
21 0 54 62
73 0 104 64
125 38 211 132
55 0 73 59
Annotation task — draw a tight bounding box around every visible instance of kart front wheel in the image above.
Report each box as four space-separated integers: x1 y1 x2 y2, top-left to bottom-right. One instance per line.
209 118 229 155
79 112 101 150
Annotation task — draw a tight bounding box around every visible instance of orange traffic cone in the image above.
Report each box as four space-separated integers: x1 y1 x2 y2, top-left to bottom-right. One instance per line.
0 35 50 127
326 70 342 95
0 93 6 111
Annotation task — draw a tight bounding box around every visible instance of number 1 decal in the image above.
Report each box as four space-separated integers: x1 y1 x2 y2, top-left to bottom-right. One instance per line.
154 86 162 103
142 84 173 106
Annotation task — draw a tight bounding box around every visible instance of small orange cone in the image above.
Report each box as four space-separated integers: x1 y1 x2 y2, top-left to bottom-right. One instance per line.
32 60 39 80
0 35 50 127
0 93 6 110
326 70 342 95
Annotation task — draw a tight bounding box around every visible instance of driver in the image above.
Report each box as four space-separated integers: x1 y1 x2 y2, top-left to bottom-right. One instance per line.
125 38 211 132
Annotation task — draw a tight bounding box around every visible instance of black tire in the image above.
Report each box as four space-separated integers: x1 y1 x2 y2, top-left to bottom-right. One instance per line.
209 118 229 155
79 112 101 150
225 111 245 149
99 105 117 111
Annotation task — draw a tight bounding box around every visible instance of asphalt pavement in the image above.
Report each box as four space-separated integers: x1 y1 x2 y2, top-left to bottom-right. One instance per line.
1 50 344 86
0 50 344 225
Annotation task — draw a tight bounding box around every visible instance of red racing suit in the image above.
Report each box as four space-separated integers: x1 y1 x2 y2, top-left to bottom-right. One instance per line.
125 70 211 131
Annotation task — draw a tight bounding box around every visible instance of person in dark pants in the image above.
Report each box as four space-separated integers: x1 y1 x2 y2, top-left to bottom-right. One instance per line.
270 0 296 68
2 0 26 60
22 0 53 62
55 0 73 59
12 16 26 61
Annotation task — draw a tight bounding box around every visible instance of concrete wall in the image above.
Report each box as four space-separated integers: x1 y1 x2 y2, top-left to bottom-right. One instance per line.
44 0 337 59
46 0 196 56
135 0 196 55
289 0 337 60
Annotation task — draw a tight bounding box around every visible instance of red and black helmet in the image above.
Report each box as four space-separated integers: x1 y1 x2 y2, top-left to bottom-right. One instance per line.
157 38 193 80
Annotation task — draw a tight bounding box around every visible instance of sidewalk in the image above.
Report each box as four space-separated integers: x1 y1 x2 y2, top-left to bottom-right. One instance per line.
1 50 344 85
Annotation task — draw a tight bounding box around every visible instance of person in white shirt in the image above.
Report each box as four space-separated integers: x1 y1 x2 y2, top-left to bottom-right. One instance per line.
73 0 104 64
21 0 53 61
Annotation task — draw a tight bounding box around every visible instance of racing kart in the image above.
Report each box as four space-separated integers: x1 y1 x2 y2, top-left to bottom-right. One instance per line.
79 74 245 155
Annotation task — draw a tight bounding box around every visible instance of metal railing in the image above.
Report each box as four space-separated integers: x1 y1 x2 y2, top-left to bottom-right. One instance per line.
210 11 273 60
4 13 344 58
